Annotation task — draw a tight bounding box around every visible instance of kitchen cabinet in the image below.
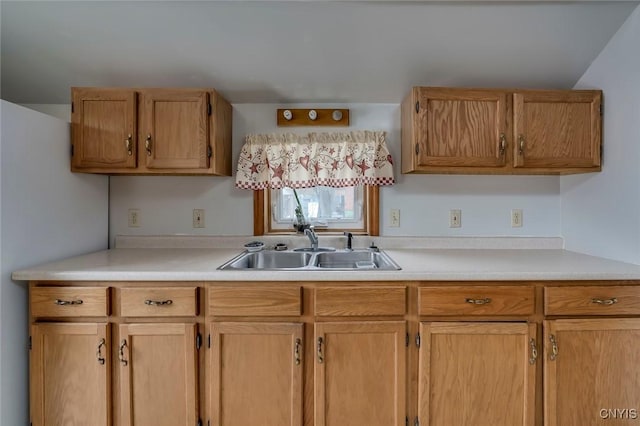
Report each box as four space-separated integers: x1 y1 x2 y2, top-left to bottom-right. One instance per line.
401 87 602 174
117 323 199 426
71 87 232 175
30 322 111 426
419 322 537 426
27 280 640 426
208 322 303 426
314 321 406 426
544 285 640 426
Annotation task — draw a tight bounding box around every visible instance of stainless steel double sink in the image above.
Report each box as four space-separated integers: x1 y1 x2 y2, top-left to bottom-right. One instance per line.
218 249 401 271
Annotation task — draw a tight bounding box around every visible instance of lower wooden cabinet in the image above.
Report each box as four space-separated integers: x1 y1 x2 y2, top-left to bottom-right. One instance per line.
30 323 111 426
314 321 406 426
117 323 199 426
207 322 303 426
419 322 537 426
544 318 640 426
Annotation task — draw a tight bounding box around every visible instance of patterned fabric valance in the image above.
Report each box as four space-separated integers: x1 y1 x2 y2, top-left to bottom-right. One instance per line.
235 130 395 190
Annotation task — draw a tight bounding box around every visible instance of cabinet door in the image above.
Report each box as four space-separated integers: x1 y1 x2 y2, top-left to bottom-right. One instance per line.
419 322 536 426
415 88 508 168
315 321 406 426
30 323 110 426
118 323 198 426
545 318 640 426
513 90 601 169
71 88 137 170
140 90 209 170
208 322 303 426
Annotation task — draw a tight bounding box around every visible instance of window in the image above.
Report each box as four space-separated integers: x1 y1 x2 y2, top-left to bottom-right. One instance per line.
254 186 379 235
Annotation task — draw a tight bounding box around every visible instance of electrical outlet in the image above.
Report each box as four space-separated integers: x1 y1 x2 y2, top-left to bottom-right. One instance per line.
390 209 400 227
193 209 205 228
511 209 523 228
128 209 140 228
449 209 461 228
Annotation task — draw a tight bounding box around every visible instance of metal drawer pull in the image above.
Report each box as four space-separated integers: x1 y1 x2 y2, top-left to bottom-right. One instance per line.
465 298 492 305
125 134 133 156
54 299 83 306
144 299 173 306
97 338 106 365
549 334 558 361
529 338 538 365
119 340 128 366
317 337 324 364
592 297 618 305
518 134 526 155
294 338 302 366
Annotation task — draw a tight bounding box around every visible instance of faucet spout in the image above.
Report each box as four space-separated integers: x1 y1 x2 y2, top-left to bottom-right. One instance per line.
343 232 353 251
304 227 319 251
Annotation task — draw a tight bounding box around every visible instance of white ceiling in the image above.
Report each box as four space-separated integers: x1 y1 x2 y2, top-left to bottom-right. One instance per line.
1 1 638 104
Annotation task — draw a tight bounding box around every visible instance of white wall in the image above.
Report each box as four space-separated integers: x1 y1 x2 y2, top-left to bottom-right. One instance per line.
562 5 640 264
0 101 109 426
109 103 561 245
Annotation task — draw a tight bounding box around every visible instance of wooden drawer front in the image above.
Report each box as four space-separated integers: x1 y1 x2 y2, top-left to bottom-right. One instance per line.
209 286 302 316
120 287 198 317
545 286 640 316
419 286 535 316
315 287 406 316
30 287 108 317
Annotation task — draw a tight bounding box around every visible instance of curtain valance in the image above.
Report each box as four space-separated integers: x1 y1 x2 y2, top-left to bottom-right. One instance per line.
235 130 395 190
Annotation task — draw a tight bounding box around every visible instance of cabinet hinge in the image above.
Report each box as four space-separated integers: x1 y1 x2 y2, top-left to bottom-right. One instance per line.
197 419 202 426
599 103 603 115
406 416 409 426
405 333 410 347
207 145 212 158
71 102 74 113
208 420 211 426
71 144 74 157
415 333 421 348
208 103 212 116
28 336 32 350
414 416 420 426
196 333 202 350
415 101 420 114
208 334 211 348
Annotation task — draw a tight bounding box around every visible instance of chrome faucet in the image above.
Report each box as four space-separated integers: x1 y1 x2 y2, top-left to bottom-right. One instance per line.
304 227 319 251
343 232 353 251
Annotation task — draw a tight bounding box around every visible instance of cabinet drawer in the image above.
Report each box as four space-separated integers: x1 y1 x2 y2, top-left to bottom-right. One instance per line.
30 287 109 317
419 286 535 316
120 287 198 317
209 286 302 316
315 286 406 316
545 285 640 316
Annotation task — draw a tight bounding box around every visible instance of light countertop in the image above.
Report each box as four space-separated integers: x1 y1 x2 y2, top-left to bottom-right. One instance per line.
12 241 640 282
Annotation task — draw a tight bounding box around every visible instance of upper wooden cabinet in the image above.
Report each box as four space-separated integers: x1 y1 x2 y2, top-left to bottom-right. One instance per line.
71 87 232 175
402 87 602 175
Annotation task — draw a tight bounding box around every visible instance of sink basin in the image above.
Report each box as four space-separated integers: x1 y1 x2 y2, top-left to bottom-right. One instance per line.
218 251 312 270
218 249 401 271
313 250 401 270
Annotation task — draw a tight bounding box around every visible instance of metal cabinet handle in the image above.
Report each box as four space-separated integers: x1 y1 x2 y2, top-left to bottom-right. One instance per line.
549 334 558 361
592 297 618 305
125 134 133 156
119 339 128 366
55 299 83 306
145 134 152 156
518 134 525 155
529 338 538 365
144 299 173 306
465 298 491 305
499 133 507 156
294 338 302 366
97 338 106 365
317 337 324 364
